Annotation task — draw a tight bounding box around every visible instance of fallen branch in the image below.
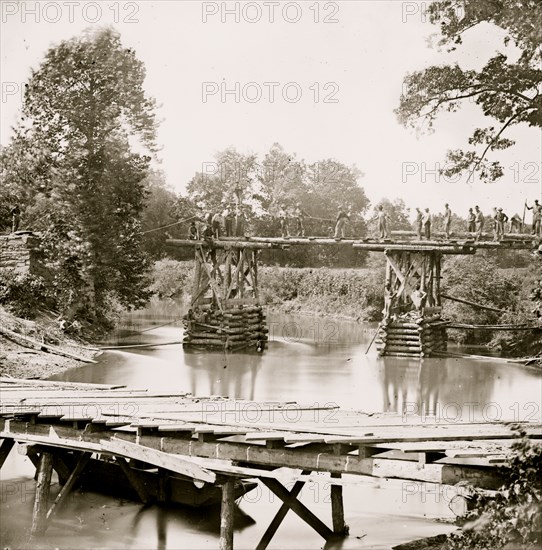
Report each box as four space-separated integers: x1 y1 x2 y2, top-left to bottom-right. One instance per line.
441 293 508 314
0 326 97 364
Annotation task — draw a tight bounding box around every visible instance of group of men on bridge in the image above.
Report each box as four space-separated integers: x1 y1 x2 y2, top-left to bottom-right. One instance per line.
186 198 542 242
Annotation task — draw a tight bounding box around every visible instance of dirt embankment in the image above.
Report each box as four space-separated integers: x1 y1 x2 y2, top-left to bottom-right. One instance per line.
0 307 100 379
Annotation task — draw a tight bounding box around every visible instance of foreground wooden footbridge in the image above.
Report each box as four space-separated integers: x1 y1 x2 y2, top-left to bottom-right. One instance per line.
1 378 540 549
167 231 540 356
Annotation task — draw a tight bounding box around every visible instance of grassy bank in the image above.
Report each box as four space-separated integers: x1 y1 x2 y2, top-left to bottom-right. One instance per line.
150 259 385 321
0 307 98 379
259 265 384 321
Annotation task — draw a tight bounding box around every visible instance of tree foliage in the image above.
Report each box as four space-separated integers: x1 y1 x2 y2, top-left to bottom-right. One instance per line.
446 430 542 549
183 143 368 227
0 28 158 326
396 0 541 182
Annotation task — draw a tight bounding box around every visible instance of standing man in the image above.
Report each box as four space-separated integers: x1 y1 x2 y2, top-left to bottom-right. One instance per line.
491 207 499 241
211 211 222 238
234 206 245 237
334 206 350 239
474 206 484 240
10 204 20 233
422 208 431 240
377 205 390 240
526 199 541 236
188 220 199 240
415 207 423 240
411 284 427 315
443 203 452 240
294 203 307 237
495 208 509 240
223 205 233 237
467 208 476 233
278 205 289 238
382 283 397 321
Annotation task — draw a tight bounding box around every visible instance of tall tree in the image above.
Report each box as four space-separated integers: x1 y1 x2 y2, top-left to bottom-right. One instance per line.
141 170 182 258
396 0 541 182
186 147 259 213
1 28 158 323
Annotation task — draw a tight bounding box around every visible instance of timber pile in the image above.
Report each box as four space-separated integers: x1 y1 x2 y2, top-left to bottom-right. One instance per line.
183 304 268 351
376 314 448 358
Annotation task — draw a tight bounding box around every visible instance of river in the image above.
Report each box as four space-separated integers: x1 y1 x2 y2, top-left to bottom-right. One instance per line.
1 300 541 549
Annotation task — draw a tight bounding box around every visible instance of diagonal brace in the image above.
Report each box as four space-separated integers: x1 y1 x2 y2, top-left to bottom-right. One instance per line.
260 476 335 542
256 470 311 550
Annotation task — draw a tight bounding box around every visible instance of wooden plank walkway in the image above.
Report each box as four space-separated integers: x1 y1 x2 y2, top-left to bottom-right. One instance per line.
1 378 540 548
167 232 539 252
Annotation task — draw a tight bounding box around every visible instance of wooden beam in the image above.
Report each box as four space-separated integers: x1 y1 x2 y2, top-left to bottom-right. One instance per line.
31 451 54 535
0 438 15 470
256 470 312 550
46 452 91 520
260 477 335 541
219 478 235 550
115 456 150 504
101 438 216 483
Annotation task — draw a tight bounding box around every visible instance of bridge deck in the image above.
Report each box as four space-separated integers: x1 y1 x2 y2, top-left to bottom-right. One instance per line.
167 232 538 252
1 378 540 487
2 378 541 546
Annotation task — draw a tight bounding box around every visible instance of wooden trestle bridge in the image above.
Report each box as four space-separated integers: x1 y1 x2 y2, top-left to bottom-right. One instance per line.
1 378 541 549
167 231 539 356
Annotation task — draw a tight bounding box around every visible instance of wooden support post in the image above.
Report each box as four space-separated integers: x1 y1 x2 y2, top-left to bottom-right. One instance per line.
253 250 259 300
330 472 349 536
256 470 312 550
219 478 235 550
260 478 334 542
191 248 203 307
224 250 232 301
116 456 150 504
435 253 442 307
31 451 54 536
0 439 15 470
157 468 169 503
238 250 245 298
46 452 91 521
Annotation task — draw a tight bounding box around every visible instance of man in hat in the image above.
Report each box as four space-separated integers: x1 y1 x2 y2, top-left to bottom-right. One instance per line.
526 199 541 237
278 205 289 238
467 208 476 233
10 204 20 233
415 207 423 240
377 205 390 240
443 203 452 239
293 203 307 237
334 206 350 239
474 206 484 240
422 208 431 240
495 208 508 241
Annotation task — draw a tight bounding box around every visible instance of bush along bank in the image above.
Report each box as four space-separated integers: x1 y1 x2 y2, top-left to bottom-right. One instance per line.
147 260 385 322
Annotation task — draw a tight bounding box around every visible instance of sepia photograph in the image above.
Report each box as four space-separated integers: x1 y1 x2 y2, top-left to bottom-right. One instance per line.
0 1 541 549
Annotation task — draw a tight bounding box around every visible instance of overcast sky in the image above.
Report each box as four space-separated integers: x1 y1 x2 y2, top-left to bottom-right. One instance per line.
1 0 541 217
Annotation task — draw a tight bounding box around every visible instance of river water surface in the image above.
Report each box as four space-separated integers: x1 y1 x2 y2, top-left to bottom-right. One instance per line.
1 300 541 549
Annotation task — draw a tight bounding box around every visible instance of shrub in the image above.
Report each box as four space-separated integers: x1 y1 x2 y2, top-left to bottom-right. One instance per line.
0 269 54 318
148 259 193 299
259 266 384 320
446 430 542 550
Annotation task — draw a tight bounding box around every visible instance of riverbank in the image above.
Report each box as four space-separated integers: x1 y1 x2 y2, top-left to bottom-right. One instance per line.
0 307 99 379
